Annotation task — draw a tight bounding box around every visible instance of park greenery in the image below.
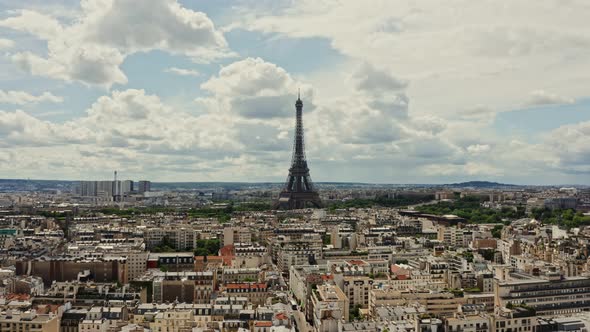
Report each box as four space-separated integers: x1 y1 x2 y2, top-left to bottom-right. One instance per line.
97 206 176 217
415 196 525 223
415 196 590 229
328 194 435 211
91 201 272 223
530 207 590 229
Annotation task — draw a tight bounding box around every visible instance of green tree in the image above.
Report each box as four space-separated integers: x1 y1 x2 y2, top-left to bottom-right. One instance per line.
153 236 176 253
491 225 503 239
194 239 220 256
415 196 525 224
350 304 363 320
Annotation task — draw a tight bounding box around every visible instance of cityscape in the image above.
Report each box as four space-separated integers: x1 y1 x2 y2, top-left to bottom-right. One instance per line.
1 1 590 332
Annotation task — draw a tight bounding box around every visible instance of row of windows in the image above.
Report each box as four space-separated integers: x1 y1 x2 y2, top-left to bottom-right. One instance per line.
0 322 44 328
496 319 531 328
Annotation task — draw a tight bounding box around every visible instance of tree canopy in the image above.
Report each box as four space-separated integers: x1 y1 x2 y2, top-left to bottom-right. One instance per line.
416 196 525 223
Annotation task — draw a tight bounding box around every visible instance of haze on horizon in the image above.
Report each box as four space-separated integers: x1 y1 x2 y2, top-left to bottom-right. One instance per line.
0 0 588 186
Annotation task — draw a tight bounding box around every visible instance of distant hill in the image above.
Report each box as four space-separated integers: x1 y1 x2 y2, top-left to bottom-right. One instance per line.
0 179 529 192
445 181 519 188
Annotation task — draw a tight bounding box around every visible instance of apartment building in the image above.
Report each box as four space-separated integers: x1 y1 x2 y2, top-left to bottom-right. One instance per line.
221 282 269 306
150 271 215 304
338 276 373 309
370 289 465 317
149 310 195 332
144 227 199 251
221 267 260 283
147 252 194 272
311 284 349 332
222 226 252 246
276 234 323 273
491 307 537 332
438 226 470 248
494 273 590 316
0 311 59 332
78 319 108 332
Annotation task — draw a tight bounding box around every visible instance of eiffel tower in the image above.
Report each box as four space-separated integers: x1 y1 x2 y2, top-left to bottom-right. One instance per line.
274 93 322 209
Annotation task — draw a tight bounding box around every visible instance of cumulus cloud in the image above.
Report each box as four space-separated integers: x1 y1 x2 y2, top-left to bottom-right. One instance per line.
420 162 502 177
0 10 63 39
0 53 585 183
232 1 590 118
526 90 574 107
0 39 15 50
81 0 227 54
545 121 590 171
0 0 231 87
0 90 63 105
409 115 447 135
311 62 415 147
164 67 201 77
466 144 491 154
201 57 313 119
353 62 408 94
0 110 74 147
353 62 409 118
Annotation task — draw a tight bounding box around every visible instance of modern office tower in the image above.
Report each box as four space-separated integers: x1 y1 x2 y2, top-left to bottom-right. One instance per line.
77 178 144 198
97 180 115 198
78 181 97 196
122 180 134 194
137 180 151 193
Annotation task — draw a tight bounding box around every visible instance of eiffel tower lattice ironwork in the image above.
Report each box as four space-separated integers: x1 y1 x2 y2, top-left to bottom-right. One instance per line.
274 93 322 209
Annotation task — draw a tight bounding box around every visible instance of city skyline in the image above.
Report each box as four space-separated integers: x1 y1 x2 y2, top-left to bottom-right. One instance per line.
0 1 589 185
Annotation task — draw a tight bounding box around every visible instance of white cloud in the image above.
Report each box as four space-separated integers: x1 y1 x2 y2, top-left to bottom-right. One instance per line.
466 144 491 154
164 67 201 77
0 53 585 183
0 90 63 105
409 115 447 135
420 162 502 177
0 39 15 50
0 10 63 40
545 121 590 171
526 90 574 107
353 62 408 94
0 0 231 87
201 57 313 119
80 0 227 55
231 1 590 118
0 109 73 147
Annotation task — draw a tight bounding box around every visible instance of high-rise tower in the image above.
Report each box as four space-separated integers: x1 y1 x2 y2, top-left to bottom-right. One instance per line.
274 93 322 209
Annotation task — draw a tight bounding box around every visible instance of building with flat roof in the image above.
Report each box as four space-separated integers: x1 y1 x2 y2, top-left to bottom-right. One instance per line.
311 284 349 332
0 311 59 332
494 273 590 316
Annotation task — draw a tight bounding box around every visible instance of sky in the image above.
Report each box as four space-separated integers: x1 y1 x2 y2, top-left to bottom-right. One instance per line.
0 0 589 185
